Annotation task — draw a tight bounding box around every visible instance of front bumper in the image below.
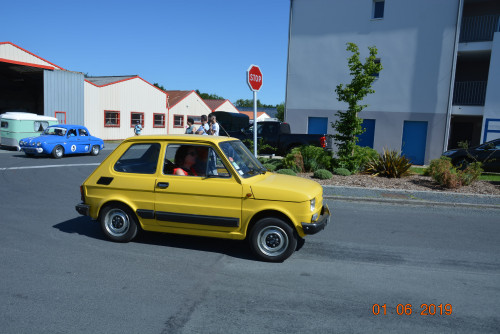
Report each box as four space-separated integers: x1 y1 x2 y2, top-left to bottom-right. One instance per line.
301 204 330 235
75 203 90 216
21 147 44 154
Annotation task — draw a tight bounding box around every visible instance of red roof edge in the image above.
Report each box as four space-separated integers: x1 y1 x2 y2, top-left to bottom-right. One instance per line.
0 42 65 70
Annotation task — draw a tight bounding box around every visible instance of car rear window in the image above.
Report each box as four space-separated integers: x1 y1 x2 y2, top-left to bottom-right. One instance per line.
114 143 161 174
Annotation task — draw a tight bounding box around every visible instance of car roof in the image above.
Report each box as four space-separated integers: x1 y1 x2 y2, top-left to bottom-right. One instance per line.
123 134 238 145
48 124 86 129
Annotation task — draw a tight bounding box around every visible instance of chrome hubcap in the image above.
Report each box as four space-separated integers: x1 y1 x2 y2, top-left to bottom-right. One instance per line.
257 226 288 257
104 209 129 237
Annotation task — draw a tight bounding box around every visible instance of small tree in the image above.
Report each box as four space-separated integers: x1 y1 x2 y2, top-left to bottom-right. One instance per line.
333 42 382 171
276 102 285 121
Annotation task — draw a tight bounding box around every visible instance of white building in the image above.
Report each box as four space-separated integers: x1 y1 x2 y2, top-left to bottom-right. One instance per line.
203 99 240 113
165 90 212 134
85 76 168 140
286 0 500 164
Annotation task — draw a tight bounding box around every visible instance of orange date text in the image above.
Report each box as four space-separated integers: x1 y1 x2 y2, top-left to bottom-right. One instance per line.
372 304 453 316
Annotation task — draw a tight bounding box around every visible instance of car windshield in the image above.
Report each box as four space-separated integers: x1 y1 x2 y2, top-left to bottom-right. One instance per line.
219 140 266 178
43 127 67 136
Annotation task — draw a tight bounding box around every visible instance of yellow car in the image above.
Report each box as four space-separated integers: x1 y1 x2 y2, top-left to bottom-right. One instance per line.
75 135 330 262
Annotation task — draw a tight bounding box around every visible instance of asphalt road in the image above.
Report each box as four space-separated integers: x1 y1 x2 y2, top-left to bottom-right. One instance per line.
1 148 499 334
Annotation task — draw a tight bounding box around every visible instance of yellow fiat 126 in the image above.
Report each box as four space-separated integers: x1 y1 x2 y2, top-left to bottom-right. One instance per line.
76 135 330 262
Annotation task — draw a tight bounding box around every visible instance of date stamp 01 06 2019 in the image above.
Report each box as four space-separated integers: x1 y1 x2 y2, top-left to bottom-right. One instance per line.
372 304 453 316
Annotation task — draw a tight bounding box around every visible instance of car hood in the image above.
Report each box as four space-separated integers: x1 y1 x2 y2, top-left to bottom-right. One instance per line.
249 173 322 202
21 135 63 144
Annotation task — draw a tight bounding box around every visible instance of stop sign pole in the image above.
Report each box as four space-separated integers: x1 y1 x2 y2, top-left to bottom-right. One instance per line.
247 65 263 157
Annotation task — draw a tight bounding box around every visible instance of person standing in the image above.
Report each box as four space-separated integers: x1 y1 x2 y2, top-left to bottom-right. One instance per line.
134 121 142 136
196 115 209 135
208 114 219 136
185 118 196 134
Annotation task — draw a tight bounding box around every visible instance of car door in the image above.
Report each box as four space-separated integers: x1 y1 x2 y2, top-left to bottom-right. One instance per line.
64 128 80 154
75 127 92 153
476 140 500 172
154 142 243 235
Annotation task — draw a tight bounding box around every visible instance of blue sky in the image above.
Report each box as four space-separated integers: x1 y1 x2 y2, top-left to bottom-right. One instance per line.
1 0 290 106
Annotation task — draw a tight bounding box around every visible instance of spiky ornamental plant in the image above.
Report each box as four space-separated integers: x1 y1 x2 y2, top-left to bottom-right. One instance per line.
333 43 382 172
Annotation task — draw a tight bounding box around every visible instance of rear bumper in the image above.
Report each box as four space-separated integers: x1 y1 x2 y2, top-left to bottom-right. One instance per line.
301 204 330 235
75 203 90 216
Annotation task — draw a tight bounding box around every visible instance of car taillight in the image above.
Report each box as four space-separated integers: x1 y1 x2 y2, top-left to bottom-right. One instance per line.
80 185 85 202
320 136 326 148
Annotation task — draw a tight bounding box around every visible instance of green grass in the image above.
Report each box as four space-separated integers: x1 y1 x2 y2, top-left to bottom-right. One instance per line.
410 166 500 181
480 173 500 181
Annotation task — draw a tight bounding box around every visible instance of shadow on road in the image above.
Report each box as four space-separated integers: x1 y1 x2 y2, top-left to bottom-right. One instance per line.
53 216 256 261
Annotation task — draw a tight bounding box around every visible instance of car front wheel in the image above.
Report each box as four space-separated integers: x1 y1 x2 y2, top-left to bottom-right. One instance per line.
249 217 298 262
52 145 64 159
90 145 100 156
100 204 138 242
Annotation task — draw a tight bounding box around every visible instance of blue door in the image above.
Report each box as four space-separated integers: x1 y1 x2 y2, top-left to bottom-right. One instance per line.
401 121 428 165
308 117 328 134
357 119 376 148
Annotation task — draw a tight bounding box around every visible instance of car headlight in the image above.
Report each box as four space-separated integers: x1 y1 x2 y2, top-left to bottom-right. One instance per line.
442 150 457 156
36 142 41 147
19 140 25 145
310 198 316 212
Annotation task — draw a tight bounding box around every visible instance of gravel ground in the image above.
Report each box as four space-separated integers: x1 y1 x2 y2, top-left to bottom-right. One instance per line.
298 173 500 195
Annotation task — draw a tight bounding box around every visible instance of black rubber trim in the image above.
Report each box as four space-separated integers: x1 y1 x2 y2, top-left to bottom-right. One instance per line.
97 177 114 185
136 209 155 219
156 211 239 227
75 203 90 216
301 204 330 235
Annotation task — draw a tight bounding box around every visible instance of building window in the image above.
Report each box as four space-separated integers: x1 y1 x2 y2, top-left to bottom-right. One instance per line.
188 115 202 124
131 112 145 128
55 111 66 124
372 59 381 78
372 0 385 19
154 113 166 128
173 115 184 128
105 111 120 127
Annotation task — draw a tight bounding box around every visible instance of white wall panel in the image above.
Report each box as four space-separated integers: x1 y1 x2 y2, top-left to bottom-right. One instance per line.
0 43 59 68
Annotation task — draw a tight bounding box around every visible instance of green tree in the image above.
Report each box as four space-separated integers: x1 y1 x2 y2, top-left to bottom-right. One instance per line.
276 102 285 121
235 99 276 109
333 42 382 171
195 90 225 100
153 83 166 91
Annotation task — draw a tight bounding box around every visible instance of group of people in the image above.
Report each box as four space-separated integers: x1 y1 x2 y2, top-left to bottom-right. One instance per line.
133 114 220 136
185 114 219 136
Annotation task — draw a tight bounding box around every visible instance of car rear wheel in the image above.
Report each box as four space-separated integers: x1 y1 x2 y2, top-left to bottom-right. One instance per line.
100 204 138 242
249 217 298 262
52 145 64 159
90 145 100 156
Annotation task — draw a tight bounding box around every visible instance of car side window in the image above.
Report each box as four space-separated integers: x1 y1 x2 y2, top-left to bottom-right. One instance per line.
79 129 88 136
114 143 160 174
163 144 230 178
67 129 77 137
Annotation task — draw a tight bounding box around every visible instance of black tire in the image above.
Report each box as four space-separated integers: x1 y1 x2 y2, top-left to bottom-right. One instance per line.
99 204 138 242
52 145 64 159
90 145 100 156
249 217 298 262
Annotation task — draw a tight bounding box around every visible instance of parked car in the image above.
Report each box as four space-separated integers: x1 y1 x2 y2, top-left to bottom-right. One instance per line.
443 138 500 172
0 112 58 150
75 135 330 262
212 112 329 155
19 124 104 158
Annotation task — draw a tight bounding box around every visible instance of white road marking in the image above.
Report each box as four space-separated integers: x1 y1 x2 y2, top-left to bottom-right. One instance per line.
0 163 100 171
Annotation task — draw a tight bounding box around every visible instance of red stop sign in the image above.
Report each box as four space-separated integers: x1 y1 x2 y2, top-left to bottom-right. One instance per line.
247 65 263 91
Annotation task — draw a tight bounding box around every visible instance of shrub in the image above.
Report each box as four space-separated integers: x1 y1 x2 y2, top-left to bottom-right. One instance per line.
263 163 276 172
276 169 297 176
283 148 303 172
332 145 379 173
427 157 483 188
313 169 333 180
364 149 412 178
333 167 351 176
283 146 332 173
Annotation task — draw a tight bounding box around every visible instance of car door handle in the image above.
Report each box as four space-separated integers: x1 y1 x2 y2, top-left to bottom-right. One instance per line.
157 182 169 189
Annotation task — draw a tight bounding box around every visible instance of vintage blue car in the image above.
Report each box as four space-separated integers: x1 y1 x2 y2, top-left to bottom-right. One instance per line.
19 125 104 158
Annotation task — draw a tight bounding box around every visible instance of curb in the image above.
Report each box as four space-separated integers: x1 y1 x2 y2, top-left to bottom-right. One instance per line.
322 185 500 208
324 195 500 209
